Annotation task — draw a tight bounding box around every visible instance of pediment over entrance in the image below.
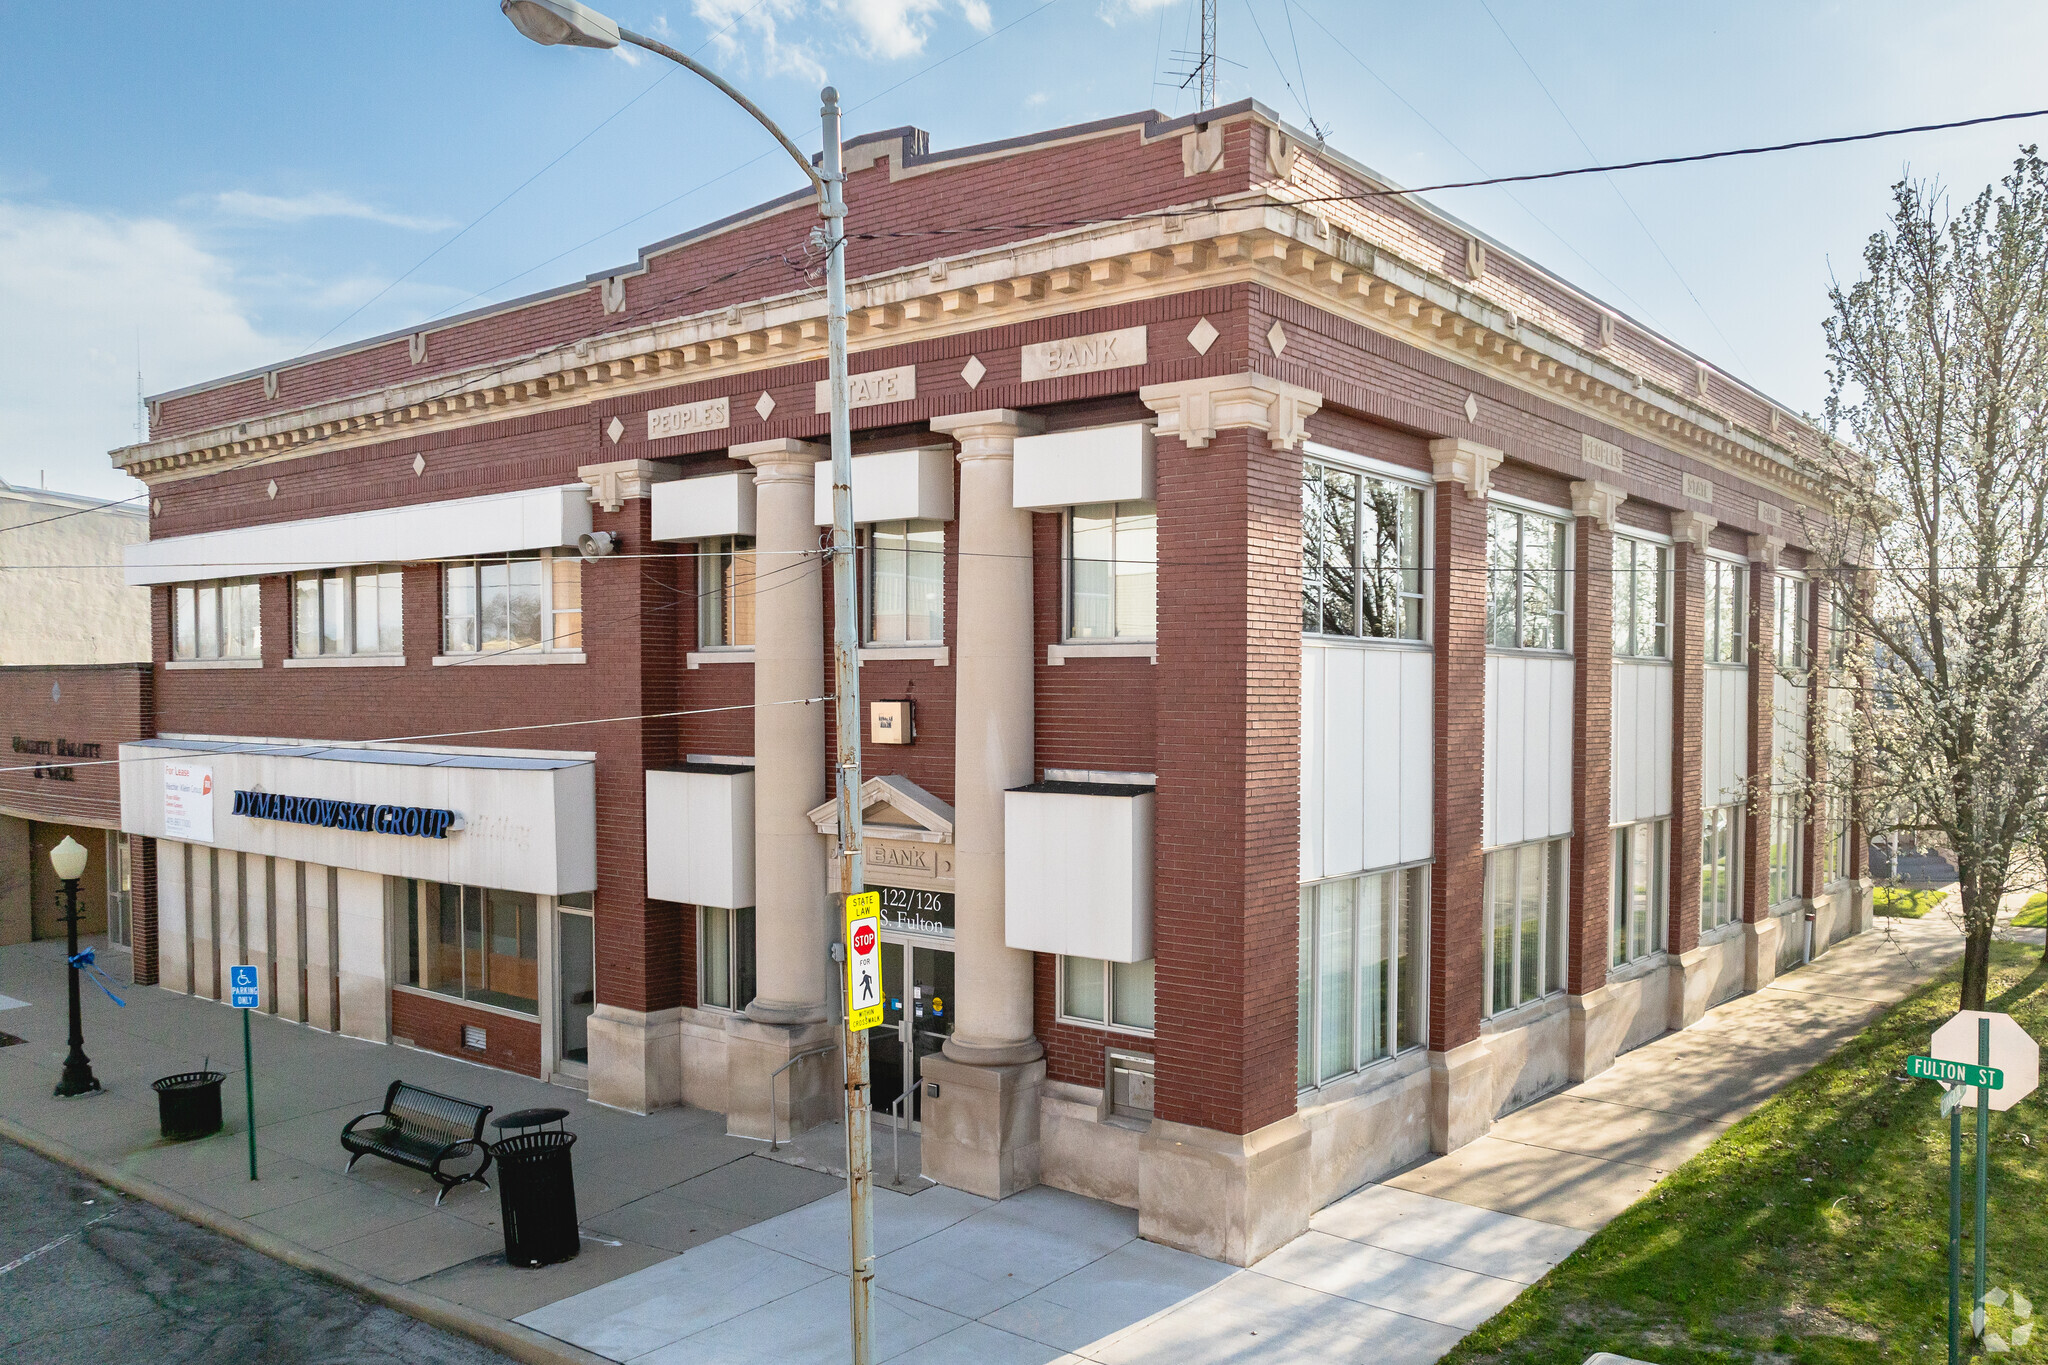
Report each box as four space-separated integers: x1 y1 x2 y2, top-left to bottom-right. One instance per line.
808 774 954 845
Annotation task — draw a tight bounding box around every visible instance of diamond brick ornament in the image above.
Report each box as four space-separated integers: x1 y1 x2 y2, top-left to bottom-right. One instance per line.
1266 321 1287 356
960 356 986 389
755 391 776 420
1187 317 1219 356
412 453 426 476
606 416 625 444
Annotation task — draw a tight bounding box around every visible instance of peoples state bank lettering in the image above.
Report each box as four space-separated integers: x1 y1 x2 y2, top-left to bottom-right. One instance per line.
232 790 459 840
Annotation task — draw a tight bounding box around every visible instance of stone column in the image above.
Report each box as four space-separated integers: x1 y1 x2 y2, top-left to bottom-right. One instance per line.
1423 437 1503 1153
1667 512 1715 1027
725 438 836 1139
1741 534 1783 988
1134 374 1321 1267
1565 480 1622 1081
919 409 1047 1199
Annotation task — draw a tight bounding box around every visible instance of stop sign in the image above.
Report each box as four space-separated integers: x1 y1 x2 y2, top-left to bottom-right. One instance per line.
852 922 876 956
1930 1011 2041 1112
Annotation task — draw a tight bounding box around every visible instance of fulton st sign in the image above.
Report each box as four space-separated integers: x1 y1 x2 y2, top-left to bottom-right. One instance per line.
232 789 460 840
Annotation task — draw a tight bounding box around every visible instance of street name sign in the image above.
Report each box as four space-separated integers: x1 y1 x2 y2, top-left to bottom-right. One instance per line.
845 891 883 1031
228 964 260 1010
1908 1055 2003 1090
1930 1011 2040 1113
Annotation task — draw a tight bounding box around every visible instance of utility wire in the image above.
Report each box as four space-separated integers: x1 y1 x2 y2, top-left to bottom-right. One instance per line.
1471 0 1755 383
1277 0 1324 140
1243 0 1318 138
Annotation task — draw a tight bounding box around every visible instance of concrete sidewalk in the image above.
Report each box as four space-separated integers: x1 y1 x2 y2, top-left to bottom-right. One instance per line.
0 911 1964 1365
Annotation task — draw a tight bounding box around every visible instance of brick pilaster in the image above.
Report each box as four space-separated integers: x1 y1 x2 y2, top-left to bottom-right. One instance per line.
1151 425 1305 1135
1801 576 1829 896
1741 538 1780 921
132 837 160 986
1667 521 1711 956
1428 443 1497 1054
1567 503 1615 994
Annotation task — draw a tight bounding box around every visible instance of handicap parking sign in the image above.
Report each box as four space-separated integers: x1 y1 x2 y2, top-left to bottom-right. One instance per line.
228 964 260 1010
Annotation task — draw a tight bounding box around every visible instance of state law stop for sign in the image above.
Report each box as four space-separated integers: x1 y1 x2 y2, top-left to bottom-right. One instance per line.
846 892 884 1032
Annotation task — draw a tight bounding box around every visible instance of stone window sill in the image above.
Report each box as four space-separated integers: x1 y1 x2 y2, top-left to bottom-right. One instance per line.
165 658 262 670
859 645 949 666
283 655 407 669
1048 641 1156 665
432 651 586 667
686 649 755 669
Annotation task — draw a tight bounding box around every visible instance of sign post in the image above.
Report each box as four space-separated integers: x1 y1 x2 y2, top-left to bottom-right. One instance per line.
1910 1010 2042 1365
228 964 260 1182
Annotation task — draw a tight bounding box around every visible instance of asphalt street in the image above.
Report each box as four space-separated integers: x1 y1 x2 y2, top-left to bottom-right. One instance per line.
0 1135 513 1365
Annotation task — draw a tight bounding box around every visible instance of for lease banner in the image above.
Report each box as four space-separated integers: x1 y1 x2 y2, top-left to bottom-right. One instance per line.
163 763 215 843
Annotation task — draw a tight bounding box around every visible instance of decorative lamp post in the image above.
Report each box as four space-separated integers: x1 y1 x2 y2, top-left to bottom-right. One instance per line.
50 834 102 1099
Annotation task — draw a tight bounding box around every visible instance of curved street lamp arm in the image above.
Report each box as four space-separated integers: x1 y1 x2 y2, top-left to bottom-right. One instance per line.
619 28 828 200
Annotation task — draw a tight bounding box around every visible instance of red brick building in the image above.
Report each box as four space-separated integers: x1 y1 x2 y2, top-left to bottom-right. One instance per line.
113 102 1864 1263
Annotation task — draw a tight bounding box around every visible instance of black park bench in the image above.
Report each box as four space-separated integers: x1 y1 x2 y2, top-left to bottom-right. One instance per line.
340 1081 494 1204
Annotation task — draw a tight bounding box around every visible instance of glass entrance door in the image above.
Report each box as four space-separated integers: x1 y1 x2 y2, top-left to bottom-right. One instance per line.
870 940 954 1128
556 910 594 1076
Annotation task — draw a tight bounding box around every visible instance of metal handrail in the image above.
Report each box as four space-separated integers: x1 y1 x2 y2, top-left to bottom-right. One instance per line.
767 1044 838 1151
888 1088 910 1187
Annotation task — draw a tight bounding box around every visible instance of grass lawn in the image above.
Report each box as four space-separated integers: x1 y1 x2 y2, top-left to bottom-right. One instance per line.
1444 942 2047 1365
2017 894 2046 929
1876 886 1949 918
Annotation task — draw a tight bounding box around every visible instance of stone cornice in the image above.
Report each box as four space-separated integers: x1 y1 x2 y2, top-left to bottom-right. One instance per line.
1671 510 1718 548
577 459 678 513
1138 373 1322 450
1569 479 1627 529
114 202 1828 516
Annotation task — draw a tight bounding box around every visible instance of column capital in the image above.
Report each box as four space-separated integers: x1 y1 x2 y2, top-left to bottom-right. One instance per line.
1139 372 1323 451
577 458 678 513
731 437 825 484
1747 533 1784 568
1671 509 1718 547
1569 478 1627 529
1428 437 1505 502
930 408 1045 461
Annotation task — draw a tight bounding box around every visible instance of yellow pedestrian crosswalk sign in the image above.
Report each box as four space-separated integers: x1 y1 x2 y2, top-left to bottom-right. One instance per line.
845 891 883 1031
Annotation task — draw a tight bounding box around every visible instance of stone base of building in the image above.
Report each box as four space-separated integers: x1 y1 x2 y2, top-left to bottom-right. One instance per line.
1669 929 1747 1031
724 1015 840 1141
1428 1037 1496 1153
1848 877 1875 936
918 1054 1045 1199
587 1005 686 1114
1138 1112 1312 1267
1566 986 1622 1082
1039 1080 1142 1208
1743 915 1783 991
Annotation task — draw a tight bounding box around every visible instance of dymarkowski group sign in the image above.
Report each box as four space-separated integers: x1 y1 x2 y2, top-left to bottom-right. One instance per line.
232 789 459 840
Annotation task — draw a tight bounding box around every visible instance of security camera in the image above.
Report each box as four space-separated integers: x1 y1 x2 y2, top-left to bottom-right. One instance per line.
578 531 616 561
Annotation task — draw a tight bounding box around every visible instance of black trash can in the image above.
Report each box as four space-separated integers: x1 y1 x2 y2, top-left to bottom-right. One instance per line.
152 1071 226 1141
493 1130 579 1267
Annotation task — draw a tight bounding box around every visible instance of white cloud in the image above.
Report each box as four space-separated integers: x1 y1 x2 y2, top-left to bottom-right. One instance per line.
689 0 991 78
212 190 456 233
1099 0 1181 20
0 201 290 497
692 0 828 84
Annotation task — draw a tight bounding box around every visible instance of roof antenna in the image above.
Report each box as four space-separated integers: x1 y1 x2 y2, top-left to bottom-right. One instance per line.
1167 0 1227 112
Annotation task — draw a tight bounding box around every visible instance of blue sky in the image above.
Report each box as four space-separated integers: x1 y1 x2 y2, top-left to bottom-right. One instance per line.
7 0 2048 498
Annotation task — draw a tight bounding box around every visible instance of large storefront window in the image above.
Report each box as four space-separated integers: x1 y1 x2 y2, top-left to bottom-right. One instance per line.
1483 839 1566 1016
1769 792 1805 905
1302 460 1425 640
1611 819 1669 967
1298 865 1425 1088
1700 803 1742 932
401 882 541 1015
105 830 132 950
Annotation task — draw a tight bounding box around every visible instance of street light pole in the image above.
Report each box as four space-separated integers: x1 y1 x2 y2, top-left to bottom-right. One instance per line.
50 835 100 1099
499 6 872 1360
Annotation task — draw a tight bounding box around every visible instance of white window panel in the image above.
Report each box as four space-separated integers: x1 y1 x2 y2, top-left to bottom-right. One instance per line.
652 471 756 542
812 446 955 526
1013 423 1154 510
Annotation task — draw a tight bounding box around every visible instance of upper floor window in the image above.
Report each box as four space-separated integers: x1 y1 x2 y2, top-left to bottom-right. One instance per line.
172 578 261 661
1060 955 1155 1032
1774 574 1809 671
1069 501 1157 641
442 551 581 656
1487 506 1567 651
1302 461 1425 641
698 536 755 649
1829 581 1853 671
867 519 944 645
293 565 403 658
1611 536 1670 658
1705 559 1746 664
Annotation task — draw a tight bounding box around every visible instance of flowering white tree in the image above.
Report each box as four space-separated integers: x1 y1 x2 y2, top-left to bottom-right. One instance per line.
1806 150 2048 1004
